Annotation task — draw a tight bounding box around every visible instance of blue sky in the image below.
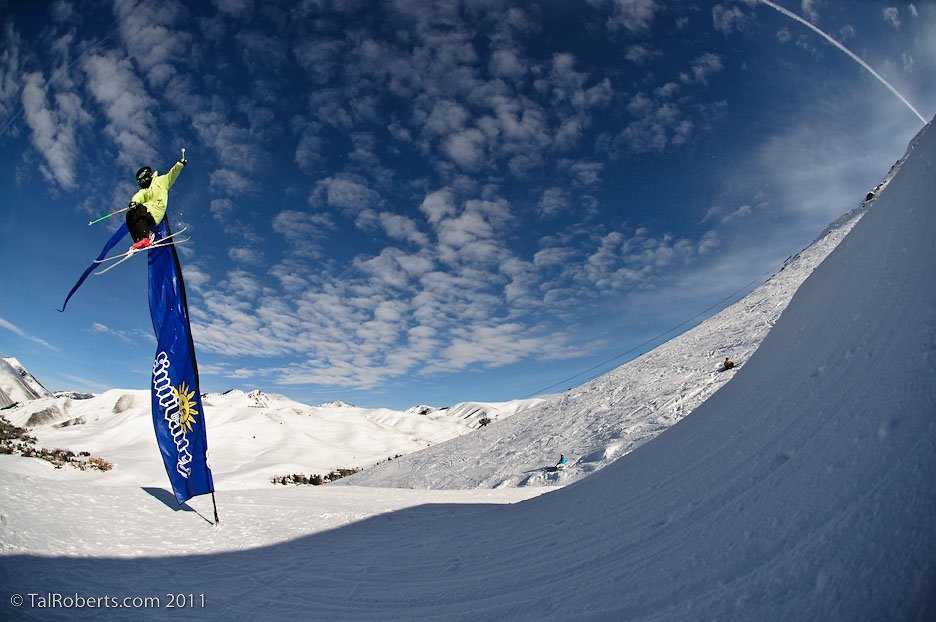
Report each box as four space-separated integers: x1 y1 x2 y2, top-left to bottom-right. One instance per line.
0 0 932 409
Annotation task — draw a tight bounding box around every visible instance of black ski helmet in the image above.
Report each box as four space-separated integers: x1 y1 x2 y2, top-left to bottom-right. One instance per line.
136 166 153 189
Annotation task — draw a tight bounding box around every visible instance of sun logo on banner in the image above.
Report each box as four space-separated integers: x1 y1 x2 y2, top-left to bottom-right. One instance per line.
172 381 199 433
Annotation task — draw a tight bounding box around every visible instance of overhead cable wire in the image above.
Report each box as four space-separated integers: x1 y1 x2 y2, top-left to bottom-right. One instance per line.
521 259 788 400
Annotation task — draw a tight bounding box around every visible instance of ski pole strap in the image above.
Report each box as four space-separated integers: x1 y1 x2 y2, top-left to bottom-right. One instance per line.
59 223 129 312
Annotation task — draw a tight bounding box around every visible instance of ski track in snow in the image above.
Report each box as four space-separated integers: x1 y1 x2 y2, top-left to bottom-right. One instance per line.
0 120 933 620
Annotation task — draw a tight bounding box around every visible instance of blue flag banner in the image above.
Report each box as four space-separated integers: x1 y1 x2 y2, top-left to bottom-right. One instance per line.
147 218 214 505
58 223 128 312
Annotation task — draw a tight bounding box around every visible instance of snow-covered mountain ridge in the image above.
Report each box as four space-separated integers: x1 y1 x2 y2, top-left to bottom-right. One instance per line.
342 202 868 490
0 357 52 408
2 386 536 488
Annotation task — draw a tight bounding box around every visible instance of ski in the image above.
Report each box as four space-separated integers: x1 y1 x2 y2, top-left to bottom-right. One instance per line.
94 233 190 275
94 228 188 265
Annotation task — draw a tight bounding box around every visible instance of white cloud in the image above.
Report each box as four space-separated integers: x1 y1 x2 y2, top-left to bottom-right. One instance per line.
550 53 587 92
211 0 254 20
210 168 255 194
588 0 662 34
621 103 683 152
90 322 153 346
628 92 655 117
882 7 900 29
21 71 89 189
189 189 725 392
489 48 527 79
181 263 212 293
293 119 327 171
0 22 25 124
538 187 570 217
698 230 721 255
702 204 753 224
713 4 750 35
420 189 457 224
229 247 264 265
422 100 471 136
570 161 603 186
444 128 487 169
654 81 680 98
836 24 857 41
353 247 429 290
536 222 718 300
436 209 497 263
801 0 821 23
684 52 725 85
901 51 915 74
616 50 726 154
378 212 430 248
437 322 552 372
624 44 659 65
82 54 157 169
534 246 576 269
192 110 260 172
293 39 345 85
752 121 882 225
112 0 192 89
272 209 335 257
312 175 381 214
0 316 57 350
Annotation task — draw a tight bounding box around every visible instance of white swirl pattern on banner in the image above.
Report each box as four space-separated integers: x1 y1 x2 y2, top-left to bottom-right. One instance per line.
152 351 193 478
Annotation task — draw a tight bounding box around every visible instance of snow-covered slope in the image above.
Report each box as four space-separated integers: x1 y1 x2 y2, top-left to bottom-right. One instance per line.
2 387 534 488
0 357 51 407
343 205 866 490
1 120 933 621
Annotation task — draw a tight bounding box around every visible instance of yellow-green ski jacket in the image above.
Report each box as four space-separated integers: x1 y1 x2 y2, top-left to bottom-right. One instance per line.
131 160 185 225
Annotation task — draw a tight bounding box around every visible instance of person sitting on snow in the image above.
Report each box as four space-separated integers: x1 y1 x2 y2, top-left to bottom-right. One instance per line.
723 357 735 369
555 453 568 470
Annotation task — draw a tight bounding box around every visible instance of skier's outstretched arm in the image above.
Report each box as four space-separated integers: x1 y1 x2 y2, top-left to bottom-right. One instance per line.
164 157 187 189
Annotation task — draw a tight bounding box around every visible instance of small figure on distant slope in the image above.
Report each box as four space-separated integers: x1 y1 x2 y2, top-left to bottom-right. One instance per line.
723 357 735 370
555 453 568 470
126 151 187 251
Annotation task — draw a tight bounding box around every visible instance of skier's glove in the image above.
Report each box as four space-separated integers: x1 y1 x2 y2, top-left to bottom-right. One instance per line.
128 201 139 210
179 157 187 166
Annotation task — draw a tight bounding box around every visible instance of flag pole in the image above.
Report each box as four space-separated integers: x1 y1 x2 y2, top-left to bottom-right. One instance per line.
211 491 220 525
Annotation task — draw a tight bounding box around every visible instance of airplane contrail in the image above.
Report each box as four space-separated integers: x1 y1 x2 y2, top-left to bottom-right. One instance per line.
757 0 927 124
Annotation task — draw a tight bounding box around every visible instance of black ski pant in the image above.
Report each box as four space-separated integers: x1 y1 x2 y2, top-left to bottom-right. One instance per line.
126 203 156 242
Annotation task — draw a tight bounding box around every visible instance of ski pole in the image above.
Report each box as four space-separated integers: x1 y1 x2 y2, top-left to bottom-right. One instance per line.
88 206 130 226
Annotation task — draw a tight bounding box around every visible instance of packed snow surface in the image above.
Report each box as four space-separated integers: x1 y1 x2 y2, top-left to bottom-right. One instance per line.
1 121 934 620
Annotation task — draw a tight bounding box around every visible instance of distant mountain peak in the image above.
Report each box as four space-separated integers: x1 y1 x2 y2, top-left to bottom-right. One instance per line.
317 400 356 409
1 357 52 408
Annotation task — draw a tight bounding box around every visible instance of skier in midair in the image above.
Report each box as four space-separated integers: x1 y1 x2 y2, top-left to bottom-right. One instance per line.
126 151 187 250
